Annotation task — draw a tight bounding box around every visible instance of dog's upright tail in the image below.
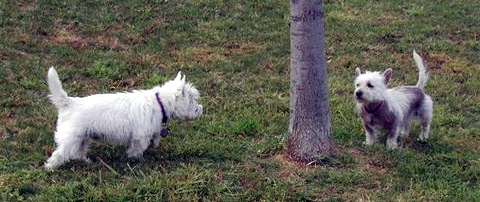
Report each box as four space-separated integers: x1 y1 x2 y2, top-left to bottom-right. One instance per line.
47 67 70 109
413 50 428 89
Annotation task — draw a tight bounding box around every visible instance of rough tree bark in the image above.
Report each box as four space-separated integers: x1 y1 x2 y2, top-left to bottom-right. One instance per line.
287 0 335 163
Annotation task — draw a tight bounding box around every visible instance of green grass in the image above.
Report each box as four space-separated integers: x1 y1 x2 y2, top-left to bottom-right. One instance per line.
1 0 479 201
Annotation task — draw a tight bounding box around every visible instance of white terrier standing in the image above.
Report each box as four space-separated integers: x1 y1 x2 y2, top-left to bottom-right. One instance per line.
354 50 433 149
45 67 203 170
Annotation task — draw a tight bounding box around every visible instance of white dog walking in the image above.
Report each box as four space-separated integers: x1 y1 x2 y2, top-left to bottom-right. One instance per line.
354 50 433 149
45 67 203 170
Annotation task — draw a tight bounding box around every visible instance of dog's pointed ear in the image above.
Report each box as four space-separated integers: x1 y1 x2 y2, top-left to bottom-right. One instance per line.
174 84 185 97
174 71 182 82
181 74 186 84
383 68 392 84
355 68 361 77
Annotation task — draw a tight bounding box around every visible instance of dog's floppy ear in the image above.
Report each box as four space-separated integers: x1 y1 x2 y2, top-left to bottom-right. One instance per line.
383 68 392 84
355 68 361 77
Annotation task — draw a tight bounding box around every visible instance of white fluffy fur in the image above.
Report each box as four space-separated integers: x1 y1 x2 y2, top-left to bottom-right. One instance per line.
45 67 202 170
354 50 433 149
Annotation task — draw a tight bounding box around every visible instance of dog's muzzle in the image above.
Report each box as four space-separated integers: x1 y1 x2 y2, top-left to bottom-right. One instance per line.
355 90 363 100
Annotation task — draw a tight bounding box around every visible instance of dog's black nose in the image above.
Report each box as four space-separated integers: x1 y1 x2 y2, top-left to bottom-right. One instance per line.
355 91 363 98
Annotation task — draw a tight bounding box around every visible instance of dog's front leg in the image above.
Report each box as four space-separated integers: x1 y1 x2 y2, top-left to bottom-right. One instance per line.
152 133 161 148
363 125 377 146
126 137 150 159
152 128 169 148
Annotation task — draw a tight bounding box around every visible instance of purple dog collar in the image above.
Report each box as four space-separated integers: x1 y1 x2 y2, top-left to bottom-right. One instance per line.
155 92 168 124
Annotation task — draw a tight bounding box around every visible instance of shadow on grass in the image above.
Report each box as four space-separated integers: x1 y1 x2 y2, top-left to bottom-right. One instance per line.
402 136 456 154
61 142 243 175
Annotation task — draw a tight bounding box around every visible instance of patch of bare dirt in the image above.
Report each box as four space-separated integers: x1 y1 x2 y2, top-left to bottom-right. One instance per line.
270 147 391 180
47 22 126 51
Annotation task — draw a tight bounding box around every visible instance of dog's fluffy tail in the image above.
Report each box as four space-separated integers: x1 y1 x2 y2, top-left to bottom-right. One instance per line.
47 67 70 109
413 50 428 89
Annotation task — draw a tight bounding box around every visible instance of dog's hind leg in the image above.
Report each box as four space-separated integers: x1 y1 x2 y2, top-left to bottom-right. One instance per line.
45 130 87 170
400 113 413 137
386 127 400 149
45 148 67 170
418 96 433 141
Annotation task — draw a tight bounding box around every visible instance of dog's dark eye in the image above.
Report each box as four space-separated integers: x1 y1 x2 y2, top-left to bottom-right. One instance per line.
367 82 374 88
355 83 359 87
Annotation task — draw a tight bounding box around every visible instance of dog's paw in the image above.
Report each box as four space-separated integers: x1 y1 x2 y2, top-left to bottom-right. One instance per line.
127 156 145 165
83 157 92 163
44 163 56 171
417 134 428 142
416 138 428 145
363 139 375 146
386 139 399 149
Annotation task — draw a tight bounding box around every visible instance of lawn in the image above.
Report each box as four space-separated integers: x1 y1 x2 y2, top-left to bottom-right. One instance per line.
1 0 479 201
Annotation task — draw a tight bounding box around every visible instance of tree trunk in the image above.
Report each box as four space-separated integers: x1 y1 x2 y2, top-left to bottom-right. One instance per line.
287 0 335 163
